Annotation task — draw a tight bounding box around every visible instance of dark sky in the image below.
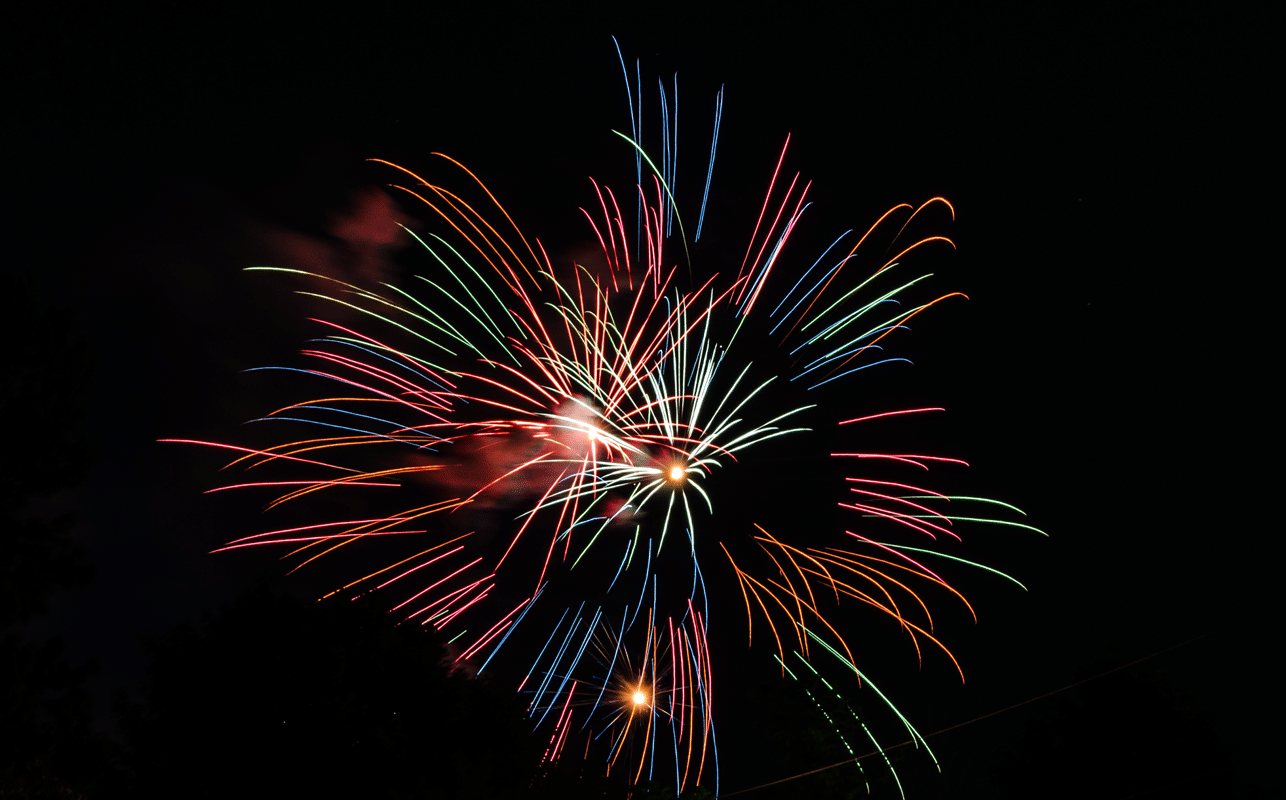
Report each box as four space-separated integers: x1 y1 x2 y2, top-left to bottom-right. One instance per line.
11 8 1265 799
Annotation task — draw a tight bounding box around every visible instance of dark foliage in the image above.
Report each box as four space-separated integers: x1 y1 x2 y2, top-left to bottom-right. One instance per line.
116 587 536 799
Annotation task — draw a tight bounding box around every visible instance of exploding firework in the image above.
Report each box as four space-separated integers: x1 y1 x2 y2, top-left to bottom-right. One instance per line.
170 45 1042 796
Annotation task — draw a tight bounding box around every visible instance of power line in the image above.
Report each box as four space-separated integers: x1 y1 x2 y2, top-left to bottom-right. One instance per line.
718 630 1213 797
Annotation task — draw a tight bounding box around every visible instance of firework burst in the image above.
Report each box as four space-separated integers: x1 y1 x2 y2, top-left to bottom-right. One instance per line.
170 47 1042 796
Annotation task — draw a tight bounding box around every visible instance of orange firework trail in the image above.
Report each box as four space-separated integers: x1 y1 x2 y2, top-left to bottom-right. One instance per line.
168 44 1043 796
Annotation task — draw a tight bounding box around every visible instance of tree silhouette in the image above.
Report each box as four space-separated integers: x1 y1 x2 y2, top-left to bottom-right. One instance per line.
117 585 536 799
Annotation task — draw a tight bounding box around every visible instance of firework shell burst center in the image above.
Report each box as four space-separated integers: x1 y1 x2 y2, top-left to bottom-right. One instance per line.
172 47 1043 796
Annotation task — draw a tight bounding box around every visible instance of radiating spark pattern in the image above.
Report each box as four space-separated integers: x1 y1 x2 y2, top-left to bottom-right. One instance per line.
171 49 1042 794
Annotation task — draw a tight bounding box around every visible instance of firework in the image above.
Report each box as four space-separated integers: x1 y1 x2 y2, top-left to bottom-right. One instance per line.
169 46 1041 796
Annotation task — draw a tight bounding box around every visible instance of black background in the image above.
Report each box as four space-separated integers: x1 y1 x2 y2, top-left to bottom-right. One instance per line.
8 7 1267 799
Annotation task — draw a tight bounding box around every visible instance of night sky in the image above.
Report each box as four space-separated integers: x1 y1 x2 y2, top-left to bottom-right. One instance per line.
9 8 1265 799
